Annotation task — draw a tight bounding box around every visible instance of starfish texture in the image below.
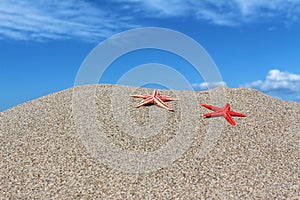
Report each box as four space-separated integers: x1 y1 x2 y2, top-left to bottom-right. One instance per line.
131 90 179 111
200 103 246 126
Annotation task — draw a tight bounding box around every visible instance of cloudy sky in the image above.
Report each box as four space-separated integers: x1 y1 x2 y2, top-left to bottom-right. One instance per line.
1 0 300 111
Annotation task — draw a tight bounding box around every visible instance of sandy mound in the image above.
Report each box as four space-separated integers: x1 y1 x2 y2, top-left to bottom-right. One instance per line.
0 84 299 199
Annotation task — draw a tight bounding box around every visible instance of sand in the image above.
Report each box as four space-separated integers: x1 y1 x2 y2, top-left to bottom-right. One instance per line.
0 84 299 199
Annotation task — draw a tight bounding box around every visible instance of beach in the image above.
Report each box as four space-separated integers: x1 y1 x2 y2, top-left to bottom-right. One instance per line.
1 84 299 199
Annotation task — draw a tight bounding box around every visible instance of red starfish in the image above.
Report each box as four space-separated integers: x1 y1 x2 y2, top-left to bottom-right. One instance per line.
130 90 179 111
200 103 246 126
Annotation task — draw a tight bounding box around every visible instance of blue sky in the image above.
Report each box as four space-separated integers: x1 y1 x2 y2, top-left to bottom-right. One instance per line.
1 0 300 111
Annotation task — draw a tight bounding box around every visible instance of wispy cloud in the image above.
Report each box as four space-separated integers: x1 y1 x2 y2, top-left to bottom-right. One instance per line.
192 81 226 91
1 0 300 42
241 69 300 101
116 0 300 26
0 0 135 42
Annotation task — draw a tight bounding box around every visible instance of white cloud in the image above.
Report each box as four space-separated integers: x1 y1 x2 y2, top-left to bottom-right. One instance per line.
192 81 226 91
0 0 135 42
242 69 300 94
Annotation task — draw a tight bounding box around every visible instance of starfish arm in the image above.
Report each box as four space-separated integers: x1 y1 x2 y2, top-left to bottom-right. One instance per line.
154 97 174 111
135 97 154 108
228 111 246 117
130 94 149 99
224 113 236 126
200 104 222 111
160 96 179 101
203 110 224 117
224 103 230 110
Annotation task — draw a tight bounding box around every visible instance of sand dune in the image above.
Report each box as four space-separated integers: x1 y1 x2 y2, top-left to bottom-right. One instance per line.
1 84 299 199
